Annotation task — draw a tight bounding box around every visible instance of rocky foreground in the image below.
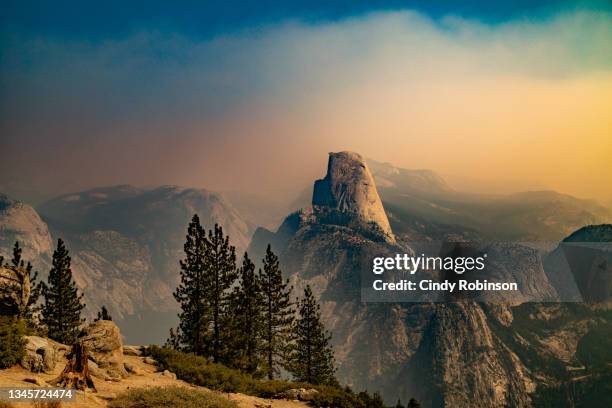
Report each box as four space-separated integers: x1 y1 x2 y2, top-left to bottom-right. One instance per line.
0 320 309 408
0 354 308 408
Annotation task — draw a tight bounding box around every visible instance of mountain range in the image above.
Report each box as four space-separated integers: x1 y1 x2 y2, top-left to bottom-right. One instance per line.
0 153 610 406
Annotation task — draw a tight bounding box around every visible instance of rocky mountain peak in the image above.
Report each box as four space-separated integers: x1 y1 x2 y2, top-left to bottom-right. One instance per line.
312 151 395 243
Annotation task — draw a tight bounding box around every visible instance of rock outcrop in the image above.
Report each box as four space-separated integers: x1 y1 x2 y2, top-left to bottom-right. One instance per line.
80 320 128 380
313 152 395 243
21 336 67 373
0 194 53 273
0 265 30 316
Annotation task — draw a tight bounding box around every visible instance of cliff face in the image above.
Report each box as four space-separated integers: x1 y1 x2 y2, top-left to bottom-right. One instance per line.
249 151 538 406
312 152 395 243
0 194 54 272
250 151 610 407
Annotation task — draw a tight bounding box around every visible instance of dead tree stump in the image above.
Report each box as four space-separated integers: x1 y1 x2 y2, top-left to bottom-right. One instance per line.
49 342 97 392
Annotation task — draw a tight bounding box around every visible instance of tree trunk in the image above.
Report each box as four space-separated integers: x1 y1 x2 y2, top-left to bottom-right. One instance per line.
48 342 97 392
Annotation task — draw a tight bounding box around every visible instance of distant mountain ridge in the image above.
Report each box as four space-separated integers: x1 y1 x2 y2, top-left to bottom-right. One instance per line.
0 185 253 344
367 158 452 194
367 162 610 242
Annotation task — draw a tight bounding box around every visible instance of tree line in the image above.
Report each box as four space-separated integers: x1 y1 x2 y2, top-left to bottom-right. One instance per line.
1 240 108 346
1 221 419 406
168 214 337 385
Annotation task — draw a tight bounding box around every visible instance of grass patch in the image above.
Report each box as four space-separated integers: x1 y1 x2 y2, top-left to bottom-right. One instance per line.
109 386 238 408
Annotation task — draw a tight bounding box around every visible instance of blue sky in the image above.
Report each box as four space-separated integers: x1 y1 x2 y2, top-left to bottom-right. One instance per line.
2 0 609 40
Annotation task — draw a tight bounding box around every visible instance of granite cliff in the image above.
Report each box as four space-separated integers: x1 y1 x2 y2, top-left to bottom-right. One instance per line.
250 151 611 407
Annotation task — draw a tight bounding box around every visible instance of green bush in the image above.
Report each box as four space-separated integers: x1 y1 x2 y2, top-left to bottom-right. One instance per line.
147 346 406 407
109 386 238 408
0 316 26 368
146 346 294 396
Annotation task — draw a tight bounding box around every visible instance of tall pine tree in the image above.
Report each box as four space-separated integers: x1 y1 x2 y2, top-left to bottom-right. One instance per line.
259 244 294 380
228 252 263 374
95 305 112 321
172 218 237 363
41 239 85 344
406 398 420 408
207 224 238 364
288 285 336 385
10 241 42 322
173 214 210 355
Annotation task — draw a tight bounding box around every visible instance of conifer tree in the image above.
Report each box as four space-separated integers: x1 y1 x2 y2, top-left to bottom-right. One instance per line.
41 239 85 344
95 305 112 321
164 327 181 350
395 398 405 408
10 242 42 322
173 214 209 355
259 244 294 380
228 252 263 374
288 285 336 385
206 224 237 364
406 398 420 408
370 392 385 408
173 218 238 362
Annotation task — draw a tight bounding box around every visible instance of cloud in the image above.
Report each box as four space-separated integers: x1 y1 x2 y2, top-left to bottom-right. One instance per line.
0 9 611 201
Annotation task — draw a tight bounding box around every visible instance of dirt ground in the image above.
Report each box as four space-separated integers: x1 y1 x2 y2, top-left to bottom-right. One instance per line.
0 354 308 408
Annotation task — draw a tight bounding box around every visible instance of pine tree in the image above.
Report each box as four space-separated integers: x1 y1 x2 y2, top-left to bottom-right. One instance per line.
407 398 420 408
0 316 26 368
95 305 112 321
259 244 294 380
173 217 238 363
228 252 263 374
164 327 181 350
173 214 210 355
371 392 386 408
41 239 85 344
288 285 336 385
206 224 237 364
395 398 405 408
10 242 42 322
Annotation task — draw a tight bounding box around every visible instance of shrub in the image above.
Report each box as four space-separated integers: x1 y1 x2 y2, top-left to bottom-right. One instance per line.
109 386 238 408
146 346 406 407
146 346 294 396
33 403 62 408
0 316 26 368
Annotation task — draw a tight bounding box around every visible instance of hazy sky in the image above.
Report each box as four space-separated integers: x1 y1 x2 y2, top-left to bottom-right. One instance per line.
1 1 611 203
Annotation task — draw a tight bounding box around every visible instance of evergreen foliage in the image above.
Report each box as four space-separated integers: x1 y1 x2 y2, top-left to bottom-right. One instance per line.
173 216 237 364
174 214 209 355
165 327 181 350
206 223 238 364
259 244 294 380
228 252 263 374
41 238 85 344
0 315 26 368
95 305 112 321
407 398 421 408
8 241 42 322
288 285 337 385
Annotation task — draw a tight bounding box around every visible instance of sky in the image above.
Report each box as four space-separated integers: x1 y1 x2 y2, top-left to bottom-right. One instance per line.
1 1 611 204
